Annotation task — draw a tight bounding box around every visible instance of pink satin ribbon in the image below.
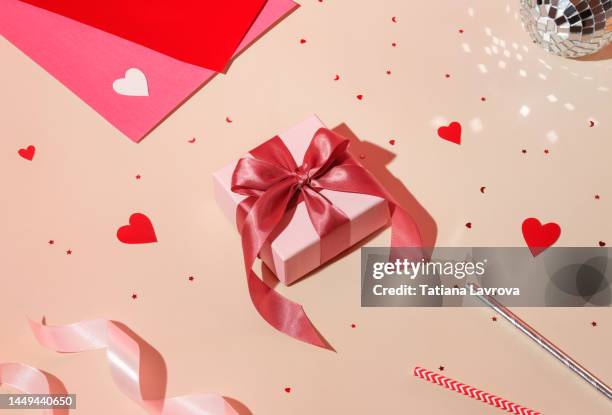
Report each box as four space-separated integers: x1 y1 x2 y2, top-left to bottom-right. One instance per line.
0 362 68 415
29 319 238 415
231 128 423 349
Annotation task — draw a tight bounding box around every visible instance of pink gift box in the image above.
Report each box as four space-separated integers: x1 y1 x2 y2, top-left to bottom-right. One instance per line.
213 116 389 285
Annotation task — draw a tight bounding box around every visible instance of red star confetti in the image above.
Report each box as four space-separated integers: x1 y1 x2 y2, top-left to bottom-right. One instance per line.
284 387 291 393
491 316 497 322
66 249 72 255
135 174 141 180
131 293 138 300
591 321 597 327
188 275 195 281
438 366 445 371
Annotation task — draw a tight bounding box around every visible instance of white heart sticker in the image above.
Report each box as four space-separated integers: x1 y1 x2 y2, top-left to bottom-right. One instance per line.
112 68 149 97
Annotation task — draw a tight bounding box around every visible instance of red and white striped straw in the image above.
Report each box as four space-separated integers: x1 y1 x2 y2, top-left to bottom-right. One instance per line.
413 367 541 415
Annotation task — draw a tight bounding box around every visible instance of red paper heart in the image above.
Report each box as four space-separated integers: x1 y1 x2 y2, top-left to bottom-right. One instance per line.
284 387 291 393
117 213 157 244
18 145 36 160
521 218 560 257
437 122 462 144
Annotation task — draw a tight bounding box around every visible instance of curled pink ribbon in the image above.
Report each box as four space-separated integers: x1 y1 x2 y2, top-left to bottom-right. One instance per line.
29 319 239 415
232 128 423 350
0 362 69 415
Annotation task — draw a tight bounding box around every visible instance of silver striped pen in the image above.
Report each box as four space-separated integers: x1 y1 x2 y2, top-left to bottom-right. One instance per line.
468 283 612 401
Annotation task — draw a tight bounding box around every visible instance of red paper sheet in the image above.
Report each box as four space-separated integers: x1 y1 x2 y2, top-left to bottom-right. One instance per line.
19 0 267 72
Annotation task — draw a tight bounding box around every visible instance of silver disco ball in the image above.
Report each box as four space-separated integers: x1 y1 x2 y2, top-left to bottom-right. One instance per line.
520 0 612 57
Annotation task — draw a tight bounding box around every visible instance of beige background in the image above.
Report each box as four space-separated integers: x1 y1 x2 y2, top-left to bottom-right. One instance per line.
1 1 611 414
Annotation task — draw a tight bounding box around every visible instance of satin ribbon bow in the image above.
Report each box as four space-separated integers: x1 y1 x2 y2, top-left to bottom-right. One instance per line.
231 128 423 349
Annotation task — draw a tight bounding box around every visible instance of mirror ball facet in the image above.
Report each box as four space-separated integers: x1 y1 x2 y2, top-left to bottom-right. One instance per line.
520 0 612 57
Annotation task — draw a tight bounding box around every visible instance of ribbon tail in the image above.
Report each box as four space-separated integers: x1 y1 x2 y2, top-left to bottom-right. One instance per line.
238 179 333 350
247 269 332 350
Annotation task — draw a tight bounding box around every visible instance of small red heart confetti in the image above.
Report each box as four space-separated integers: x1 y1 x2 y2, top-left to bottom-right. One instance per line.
333 74 340 81
522 149 527 154
481 97 486 102
591 321 597 327
135 174 141 180
299 38 306 44
351 323 356 328
284 387 291 393
392 16 397 23
117 213 157 244
386 70 392 75
599 241 606 247
187 137 196 143
356 94 363 100
445 74 451 78
480 186 486 194
459 29 464 33
522 218 561 257
389 139 396 145
391 42 397 47
437 122 462 145
226 117 233 123
465 222 472 229
131 293 138 300
491 316 497 322
595 194 600 200
544 149 549 154
188 275 195 281
18 145 36 161
48 240 54 245
66 249 72 255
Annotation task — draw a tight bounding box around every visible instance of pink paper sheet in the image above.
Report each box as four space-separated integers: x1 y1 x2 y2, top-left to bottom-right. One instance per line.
0 0 297 142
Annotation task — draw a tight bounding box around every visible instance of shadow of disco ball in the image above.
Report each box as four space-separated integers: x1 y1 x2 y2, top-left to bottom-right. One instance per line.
520 0 612 57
